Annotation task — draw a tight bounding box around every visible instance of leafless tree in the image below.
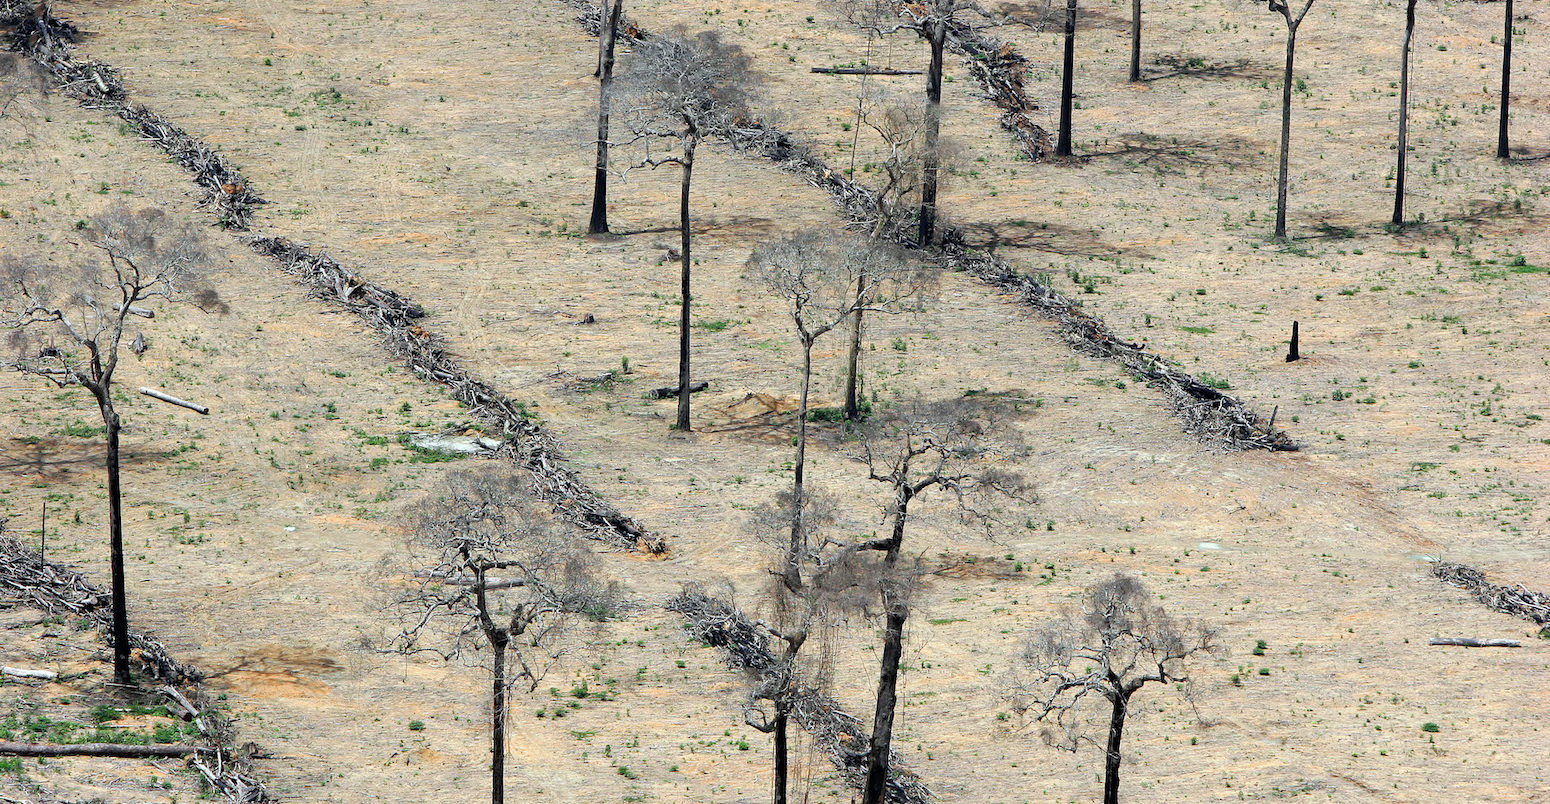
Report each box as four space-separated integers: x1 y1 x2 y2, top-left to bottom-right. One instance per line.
588 0 624 234
620 28 758 432
1496 0 1513 158
850 397 1029 804
1392 0 1418 226
1 205 220 685
840 0 998 245
1266 0 1316 240
1005 573 1219 804
391 466 615 804
1057 0 1079 156
1128 0 1144 82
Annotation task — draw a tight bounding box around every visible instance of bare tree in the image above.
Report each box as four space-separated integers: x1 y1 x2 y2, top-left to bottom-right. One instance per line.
588 0 624 234
1496 0 1513 159
1266 0 1316 240
391 467 614 804
621 29 757 431
1392 0 1418 226
1128 0 1143 82
1006 574 1219 804
851 397 1028 804
1 206 219 685
846 97 932 420
1056 0 1079 156
842 0 996 246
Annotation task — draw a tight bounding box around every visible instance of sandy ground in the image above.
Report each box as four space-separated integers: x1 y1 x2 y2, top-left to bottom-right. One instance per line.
0 0 1546 800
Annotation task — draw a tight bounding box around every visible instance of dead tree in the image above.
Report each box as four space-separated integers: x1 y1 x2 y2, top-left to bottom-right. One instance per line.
1006 574 1218 804
1496 0 1513 158
1267 0 1316 240
852 397 1028 804
842 0 997 246
1 206 219 685
846 97 932 420
621 29 757 432
1128 0 1143 82
392 467 614 804
589 0 624 234
1393 0 1417 226
1056 0 1078 156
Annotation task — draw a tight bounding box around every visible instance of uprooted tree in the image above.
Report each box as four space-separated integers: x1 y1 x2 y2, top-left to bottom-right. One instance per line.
1266 0 1316 240
391 466 616 804
853 397 1029 804
1 205 221 685
1005 573 1219 804
621 28 758 432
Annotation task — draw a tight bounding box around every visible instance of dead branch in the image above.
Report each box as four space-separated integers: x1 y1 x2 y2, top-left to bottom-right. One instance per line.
139 387 209 415
0 741 200 758
1429 637 1521 648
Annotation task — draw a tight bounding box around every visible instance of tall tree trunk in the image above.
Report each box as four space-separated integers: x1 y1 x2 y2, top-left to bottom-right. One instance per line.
1392 0 1416 227
1274 20 1299 240
676 139 696 432
490 632 508 804
100 398 130 685
1102 692 1128 804
783 340 816 589
1496 0 1512 158
1128 0 1142 82
773 702 789 804
862 495 911 804
918 20 945 246
588 0 622 234
842 303 864 421
1057 0 1078 156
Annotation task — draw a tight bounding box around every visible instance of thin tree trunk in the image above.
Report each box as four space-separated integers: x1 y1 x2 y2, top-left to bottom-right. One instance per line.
789 341 814 558
773 703 789 804
589 0 622 234
1497 0 1512 158
1274 20 1298 240
843 303 864 421
918 20 945 246
1128 0 1142 82
490 633 508 804
100 398 130 685
862 495 911 804
1393 0 1415 227
1103 692 1128 804
1057 0 1078 156
676 140 696 432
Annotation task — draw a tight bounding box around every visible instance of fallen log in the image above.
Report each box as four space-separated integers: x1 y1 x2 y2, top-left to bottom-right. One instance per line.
1429 637 1521 648
139 387 209 415
1 666 57 680
648 381 709 400
0 741 199 758
113 303 155 319
811 66 924 75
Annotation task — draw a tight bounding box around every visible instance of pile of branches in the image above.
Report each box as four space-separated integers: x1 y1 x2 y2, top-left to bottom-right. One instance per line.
0 531 267 801
936 234 1297 450
248 236 663 554
666 589 933 804
3 4 264 228
1432 561 1550 635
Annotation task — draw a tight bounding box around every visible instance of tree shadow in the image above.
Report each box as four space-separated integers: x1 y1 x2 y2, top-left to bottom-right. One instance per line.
1085 131 1259 175
956 219 1148 260
0 437 164 481
1142 55 1276 83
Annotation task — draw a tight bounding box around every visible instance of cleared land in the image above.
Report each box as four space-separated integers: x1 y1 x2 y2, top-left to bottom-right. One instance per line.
0 0 1546 801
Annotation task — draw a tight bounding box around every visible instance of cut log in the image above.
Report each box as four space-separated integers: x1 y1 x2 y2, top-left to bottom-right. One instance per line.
1429 637 1521 648
0 741 199 758
412 570 526 590
113 303 155 319
649 381 708 400
1 666 58 680
138 387 209 415
811 67 924 75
